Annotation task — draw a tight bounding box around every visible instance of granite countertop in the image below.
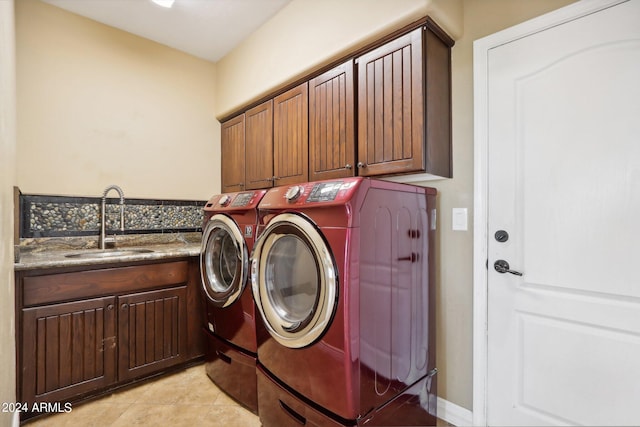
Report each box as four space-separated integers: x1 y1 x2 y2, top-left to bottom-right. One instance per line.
15 233 202 271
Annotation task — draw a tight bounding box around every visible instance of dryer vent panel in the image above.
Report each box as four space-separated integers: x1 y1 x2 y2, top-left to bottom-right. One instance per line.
358 187 433 410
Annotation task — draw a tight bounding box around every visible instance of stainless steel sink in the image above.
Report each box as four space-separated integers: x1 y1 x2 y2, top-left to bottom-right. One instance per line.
65 248 155 259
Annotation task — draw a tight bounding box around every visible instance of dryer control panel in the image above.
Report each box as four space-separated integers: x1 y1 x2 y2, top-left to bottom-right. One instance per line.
204 190 268 212
230 192 254 207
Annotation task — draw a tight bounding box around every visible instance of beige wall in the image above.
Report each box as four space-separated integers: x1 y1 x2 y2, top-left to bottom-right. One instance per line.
16 0 220 201
0 0 16 426
214 0 463 118
215 0 576 411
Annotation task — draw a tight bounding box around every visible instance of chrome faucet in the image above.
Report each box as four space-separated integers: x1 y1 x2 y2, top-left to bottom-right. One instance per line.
99 185 125 249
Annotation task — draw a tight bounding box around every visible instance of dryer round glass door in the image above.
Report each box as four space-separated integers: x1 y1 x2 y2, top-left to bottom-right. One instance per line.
251 213 338 348
200 214 248 308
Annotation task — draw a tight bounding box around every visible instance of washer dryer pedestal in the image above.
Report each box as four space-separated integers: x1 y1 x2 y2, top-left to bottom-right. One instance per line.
257 364 437 426
204 330 258 414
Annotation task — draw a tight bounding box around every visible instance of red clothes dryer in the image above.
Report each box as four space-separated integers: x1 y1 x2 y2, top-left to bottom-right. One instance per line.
251 178 437 426
200 189 266 414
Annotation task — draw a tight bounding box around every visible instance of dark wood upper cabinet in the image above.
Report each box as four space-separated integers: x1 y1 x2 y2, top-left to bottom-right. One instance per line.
423 25 453 178
356 24 452 178
221 114 246 192
357 28 424 176
222 87 309 191
309 61 355 181
245 100 274 189
219 18 453 184
273 82 309 186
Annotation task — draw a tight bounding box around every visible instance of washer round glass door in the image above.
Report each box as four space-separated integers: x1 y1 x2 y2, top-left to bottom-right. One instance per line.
251 213 338 349
200 214 248 308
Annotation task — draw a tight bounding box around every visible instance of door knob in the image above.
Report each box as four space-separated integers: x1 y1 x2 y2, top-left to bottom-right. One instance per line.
494 260 523 276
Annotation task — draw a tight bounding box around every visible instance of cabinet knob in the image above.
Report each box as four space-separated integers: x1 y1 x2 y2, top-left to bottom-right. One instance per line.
357 162 367 169
121 303 128 310
345 164 352 170
107 304 114 311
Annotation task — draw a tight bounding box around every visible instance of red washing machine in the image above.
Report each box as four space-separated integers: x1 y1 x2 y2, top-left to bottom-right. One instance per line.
251 177 437 426
200 189 267 414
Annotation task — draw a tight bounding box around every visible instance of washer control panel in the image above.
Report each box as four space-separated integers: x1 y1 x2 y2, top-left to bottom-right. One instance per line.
259 178 363 209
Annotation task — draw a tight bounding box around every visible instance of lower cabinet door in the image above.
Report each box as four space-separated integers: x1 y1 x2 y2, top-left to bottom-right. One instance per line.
21 296 117 407
117 286 188 381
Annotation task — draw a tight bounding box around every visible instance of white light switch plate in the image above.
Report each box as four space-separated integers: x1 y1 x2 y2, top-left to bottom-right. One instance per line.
452 208 468 231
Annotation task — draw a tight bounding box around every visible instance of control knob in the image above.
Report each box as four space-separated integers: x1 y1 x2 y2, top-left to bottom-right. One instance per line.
285 186 303 201
219 195 232 206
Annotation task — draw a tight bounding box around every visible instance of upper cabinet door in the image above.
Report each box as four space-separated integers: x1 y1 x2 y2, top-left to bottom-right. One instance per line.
273 83 309 186
357 25 452 178
309 61 355 181
221 114 246 192
357 27 424 176
245 100 274 190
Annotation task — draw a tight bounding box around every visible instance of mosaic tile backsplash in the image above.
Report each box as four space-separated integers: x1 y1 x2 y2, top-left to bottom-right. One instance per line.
21 194 205 238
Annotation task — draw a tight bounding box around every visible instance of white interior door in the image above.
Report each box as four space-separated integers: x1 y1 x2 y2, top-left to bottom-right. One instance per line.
484 1 640 425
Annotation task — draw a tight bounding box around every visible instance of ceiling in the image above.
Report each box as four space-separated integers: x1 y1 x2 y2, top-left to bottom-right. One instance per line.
41 0 293 62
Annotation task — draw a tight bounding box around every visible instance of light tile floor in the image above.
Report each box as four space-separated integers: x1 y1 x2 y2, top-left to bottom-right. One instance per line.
25 365 261 427
25 364 451 426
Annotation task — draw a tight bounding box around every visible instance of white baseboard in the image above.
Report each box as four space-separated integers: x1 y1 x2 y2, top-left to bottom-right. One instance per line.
437 397 473 426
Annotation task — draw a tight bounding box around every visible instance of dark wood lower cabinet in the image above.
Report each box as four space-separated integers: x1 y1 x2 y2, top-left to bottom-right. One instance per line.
118 286 187 381
21 297 117 406
16 259 203 420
